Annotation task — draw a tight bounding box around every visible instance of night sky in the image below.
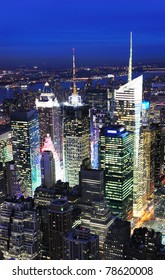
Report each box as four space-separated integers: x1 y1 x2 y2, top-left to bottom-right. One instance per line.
0 0 165 67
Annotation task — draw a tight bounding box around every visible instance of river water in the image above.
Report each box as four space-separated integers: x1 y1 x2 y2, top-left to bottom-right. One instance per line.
0 71 165 103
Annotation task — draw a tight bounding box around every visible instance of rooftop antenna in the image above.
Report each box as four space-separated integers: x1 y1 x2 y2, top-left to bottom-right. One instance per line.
128 31 132 83
72 48 77 96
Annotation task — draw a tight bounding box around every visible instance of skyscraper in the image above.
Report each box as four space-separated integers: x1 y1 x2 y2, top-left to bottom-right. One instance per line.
0 163 5 208
114 33 147 218
63 49 90 187
36 82 60 147
48 198 72 259
100 125 134 220
143 125 156 208
36 83 63 181
114 76 147 217
11 110 41 197
41 150 56 188
79 164 104 203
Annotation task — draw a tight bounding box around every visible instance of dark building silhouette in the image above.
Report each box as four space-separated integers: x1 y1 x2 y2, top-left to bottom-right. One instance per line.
104 218 130 259
65 226 99 260
48 198 72 259
79 163 104 203
130 227 162 260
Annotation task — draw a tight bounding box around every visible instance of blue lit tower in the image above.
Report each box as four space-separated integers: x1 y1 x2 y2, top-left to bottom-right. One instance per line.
100 125 134 220
63 49 90 187
11 110 41 196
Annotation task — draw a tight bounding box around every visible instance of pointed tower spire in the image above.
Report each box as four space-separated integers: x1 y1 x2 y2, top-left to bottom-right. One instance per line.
128 32 132 83
72 48 77 96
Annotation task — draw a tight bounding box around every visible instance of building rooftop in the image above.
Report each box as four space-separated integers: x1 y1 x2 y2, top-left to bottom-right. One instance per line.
101 125 131 138
10 110 37 122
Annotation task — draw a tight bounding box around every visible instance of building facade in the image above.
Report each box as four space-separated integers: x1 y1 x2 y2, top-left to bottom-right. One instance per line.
11 110 41 196
65 226 99 260
36 82 63 181
100 125 134 220
114 75 147 217
63 104 90 187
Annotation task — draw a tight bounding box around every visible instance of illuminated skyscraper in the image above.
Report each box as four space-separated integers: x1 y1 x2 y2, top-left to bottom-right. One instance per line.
100 125 134 220
36 82 60 146
114 76 147 217
143 125 156 208
63 49 90 187
0 128 13 163
11 110 41 196
63 105 90 187
0 163 5 208
36 83 63 181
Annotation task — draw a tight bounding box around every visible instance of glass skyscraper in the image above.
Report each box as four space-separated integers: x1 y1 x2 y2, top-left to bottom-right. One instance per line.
11 110 41 196
63 104 90 187
100 125 134 220
114 76 147 218
36 82 63 181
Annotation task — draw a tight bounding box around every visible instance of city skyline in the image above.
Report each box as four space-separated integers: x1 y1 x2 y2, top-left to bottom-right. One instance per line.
1 0 165 67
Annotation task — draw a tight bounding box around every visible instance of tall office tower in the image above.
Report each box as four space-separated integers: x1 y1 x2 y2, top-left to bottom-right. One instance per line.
63 49 90 187
36 82 60 147
36 82 63 181
143 124 156 210
35 188 48 260
0 163 5 208
104 218 130 260
79 159 113 257
11 110 41 197
84 88 110 169
48 198 72 259
65 225 99 260
100 125 134 220
0 197 40 260
154 124 164 186
41 150 56 188
114 76 146 218
0 127 13 163
34 186 56 260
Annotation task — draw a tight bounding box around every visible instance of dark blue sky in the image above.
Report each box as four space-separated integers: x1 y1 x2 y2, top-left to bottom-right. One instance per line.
0 0 165 67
